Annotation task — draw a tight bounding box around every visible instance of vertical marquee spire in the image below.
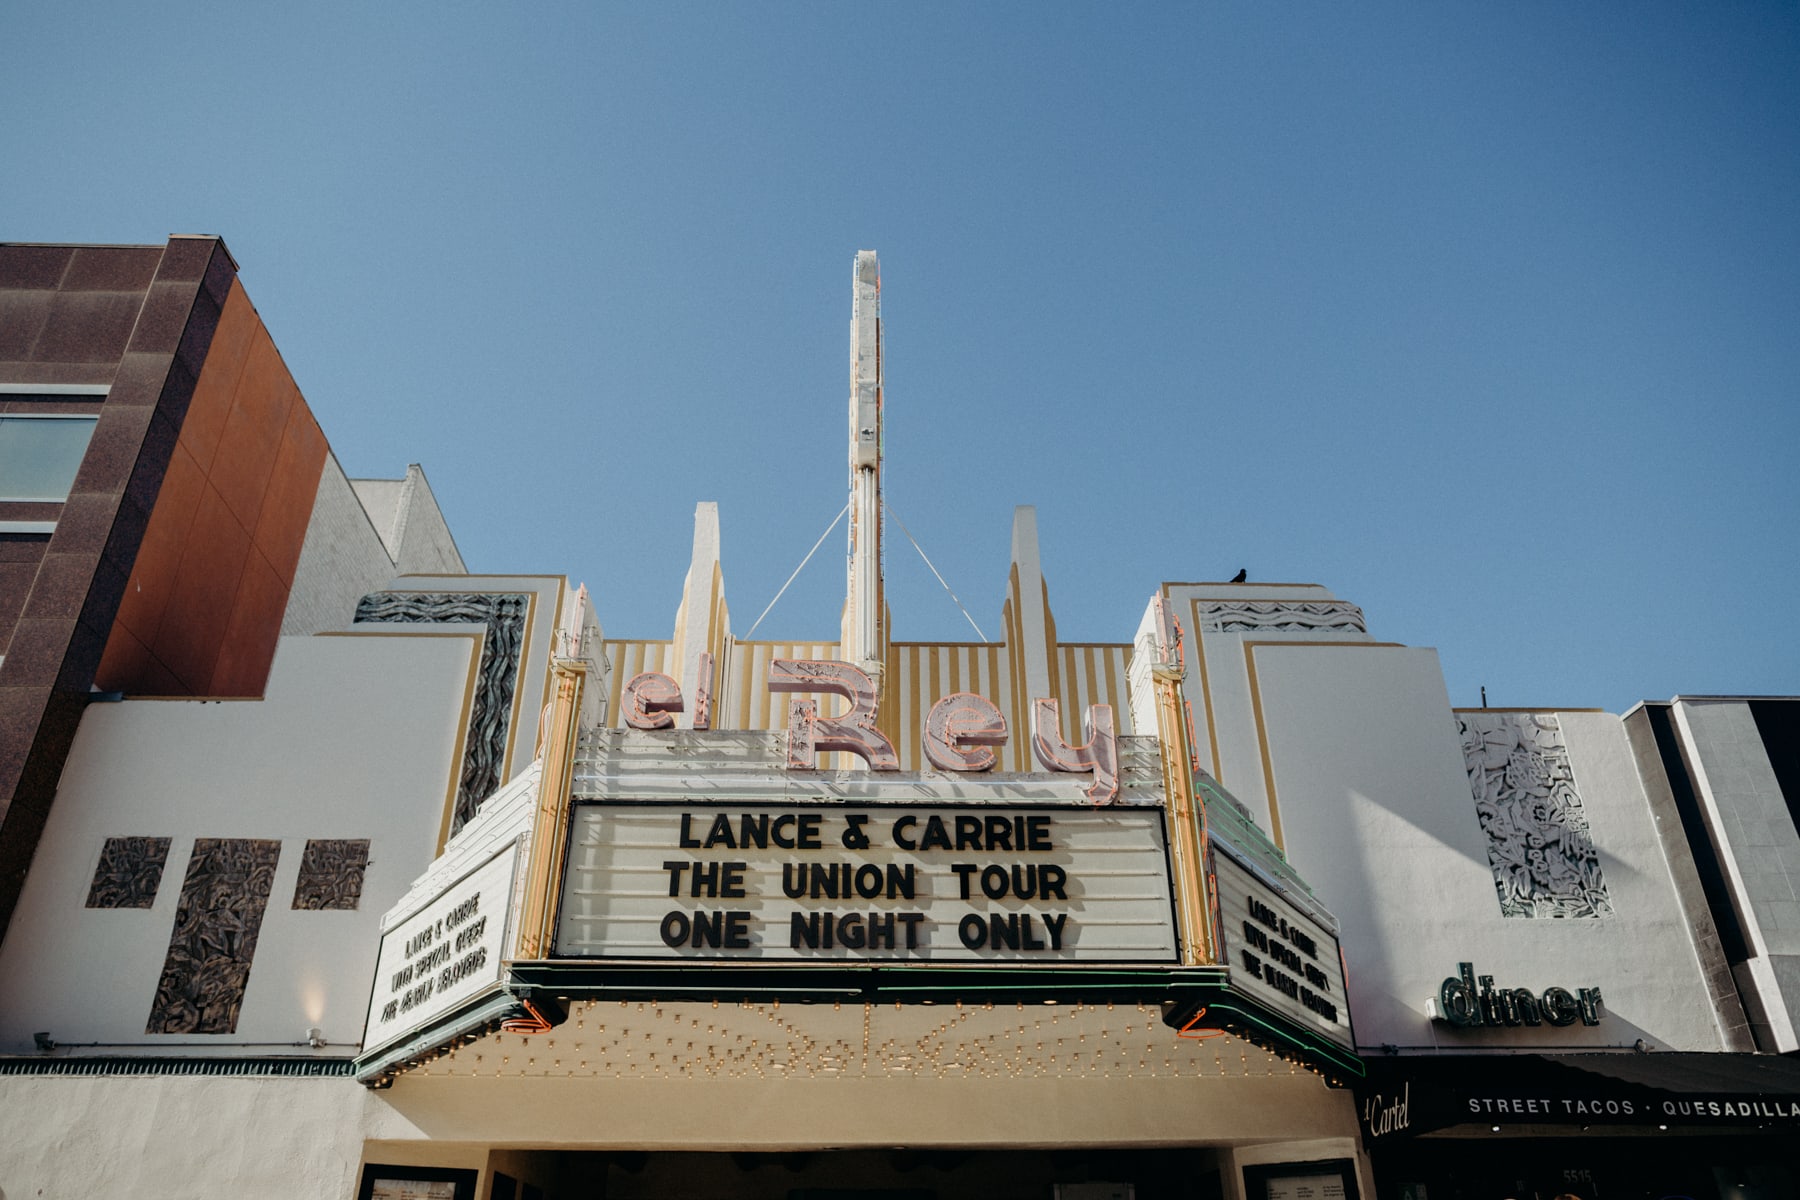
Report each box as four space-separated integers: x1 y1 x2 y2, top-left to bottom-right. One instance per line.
843 250 885 682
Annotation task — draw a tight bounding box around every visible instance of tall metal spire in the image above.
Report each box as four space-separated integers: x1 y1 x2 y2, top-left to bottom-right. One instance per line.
843 250 885 682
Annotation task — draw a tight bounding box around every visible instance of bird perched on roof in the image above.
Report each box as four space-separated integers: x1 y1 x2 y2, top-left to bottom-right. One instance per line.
1229 569 1247 583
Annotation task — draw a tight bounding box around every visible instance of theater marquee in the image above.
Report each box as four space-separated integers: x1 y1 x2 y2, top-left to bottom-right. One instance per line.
554 802 1180 962
1211 843 1353 1051
364 841 519 1054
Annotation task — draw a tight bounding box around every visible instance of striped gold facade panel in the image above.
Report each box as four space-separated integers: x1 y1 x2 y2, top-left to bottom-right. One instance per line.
1054 644 1135 741
730 641 842 732
730 641 855 768
602 640 671 728
888 642 1016 772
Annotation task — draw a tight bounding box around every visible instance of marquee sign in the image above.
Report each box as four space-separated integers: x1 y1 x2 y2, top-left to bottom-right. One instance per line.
363 841 519 1053
1431 962 1604 1028
554 802 1179 962
1211 842 1353 1051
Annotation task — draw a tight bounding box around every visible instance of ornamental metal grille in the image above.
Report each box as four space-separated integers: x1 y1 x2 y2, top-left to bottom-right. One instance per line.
86 836 171 909
146 838 282 1033
1458 712 1612 918
292 838 371 910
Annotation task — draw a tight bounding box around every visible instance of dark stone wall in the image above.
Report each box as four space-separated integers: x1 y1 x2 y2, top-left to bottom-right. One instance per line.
0 237 237 944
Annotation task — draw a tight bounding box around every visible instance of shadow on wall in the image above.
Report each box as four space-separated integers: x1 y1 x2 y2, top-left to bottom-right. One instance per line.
1323 787 1490 1028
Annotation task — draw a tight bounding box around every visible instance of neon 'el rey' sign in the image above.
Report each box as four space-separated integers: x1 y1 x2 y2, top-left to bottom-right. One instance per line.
621 656 1119 803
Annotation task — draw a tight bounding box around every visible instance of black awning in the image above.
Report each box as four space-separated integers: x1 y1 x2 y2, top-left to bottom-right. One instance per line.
1353 1052 1800 1143
1544 1050 1800 1094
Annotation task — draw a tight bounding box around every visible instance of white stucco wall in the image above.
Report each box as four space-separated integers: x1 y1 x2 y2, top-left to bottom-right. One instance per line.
0 633 478 1055
352 574 565 799
284 460 469 637
1245 642 1722 1052
284 456 408 636
387 467 465 578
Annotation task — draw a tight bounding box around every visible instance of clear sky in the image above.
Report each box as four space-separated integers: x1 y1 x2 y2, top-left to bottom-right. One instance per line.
6 3 1797 713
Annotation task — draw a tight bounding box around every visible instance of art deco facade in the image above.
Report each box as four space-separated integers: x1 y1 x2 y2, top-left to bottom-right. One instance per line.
0 246 1795 1200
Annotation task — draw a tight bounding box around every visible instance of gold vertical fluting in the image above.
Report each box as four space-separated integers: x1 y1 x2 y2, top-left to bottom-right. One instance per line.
515 657 586 960
1152 623 1214 966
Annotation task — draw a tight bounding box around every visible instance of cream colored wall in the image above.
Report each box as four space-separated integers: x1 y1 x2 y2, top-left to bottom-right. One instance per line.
0 634 476 1054
0 1075 375 1200
1560 710 1746 1047
0 1067 1359 1199
1165 583 1373 836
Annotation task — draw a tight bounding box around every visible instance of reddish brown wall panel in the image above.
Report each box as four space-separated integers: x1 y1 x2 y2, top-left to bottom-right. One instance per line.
95 279 327 697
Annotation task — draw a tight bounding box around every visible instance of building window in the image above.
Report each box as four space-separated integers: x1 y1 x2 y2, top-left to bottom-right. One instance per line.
0 415 98 501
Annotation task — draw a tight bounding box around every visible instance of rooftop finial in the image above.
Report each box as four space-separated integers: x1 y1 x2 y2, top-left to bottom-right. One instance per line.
844 251 885 681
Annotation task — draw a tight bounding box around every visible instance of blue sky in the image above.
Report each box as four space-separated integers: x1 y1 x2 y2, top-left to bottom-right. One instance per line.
6 3 1797 712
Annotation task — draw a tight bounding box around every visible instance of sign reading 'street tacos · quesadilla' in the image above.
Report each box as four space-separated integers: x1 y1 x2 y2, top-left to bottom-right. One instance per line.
554 803 1179 962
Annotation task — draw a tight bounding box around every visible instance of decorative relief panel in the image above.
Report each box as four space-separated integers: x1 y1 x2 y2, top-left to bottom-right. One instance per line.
86 836 171 909
1458 713 1612 918
147 838 281 1034
354 591 530 832
1193 601 1366 634
292 838 371 910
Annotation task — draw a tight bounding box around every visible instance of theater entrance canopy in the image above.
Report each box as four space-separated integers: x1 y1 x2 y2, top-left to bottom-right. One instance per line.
355 701 1363 1090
